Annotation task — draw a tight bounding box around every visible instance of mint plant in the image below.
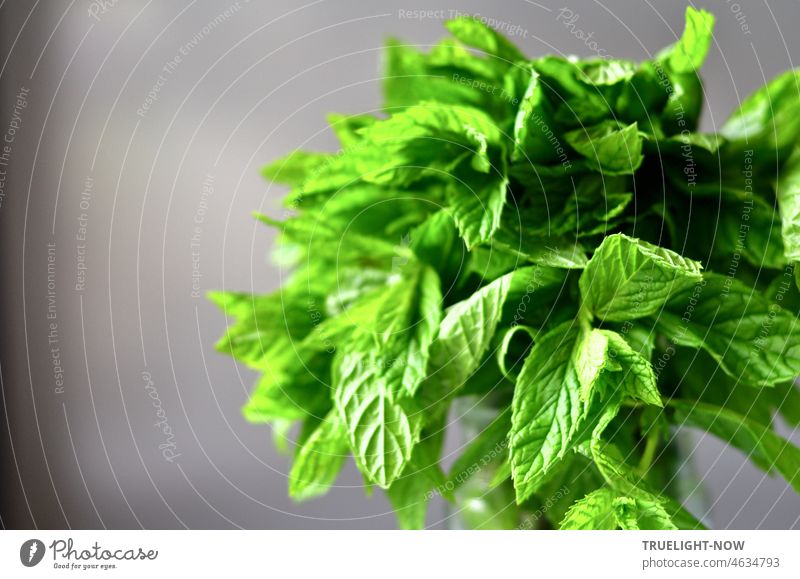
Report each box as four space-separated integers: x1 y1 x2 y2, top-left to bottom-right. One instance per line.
212 7 800 529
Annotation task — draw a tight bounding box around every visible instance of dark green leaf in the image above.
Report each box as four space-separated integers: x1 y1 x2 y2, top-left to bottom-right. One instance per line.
657 273 800 387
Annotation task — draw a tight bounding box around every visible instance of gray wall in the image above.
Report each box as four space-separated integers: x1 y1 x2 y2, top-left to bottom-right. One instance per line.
1 0 799 529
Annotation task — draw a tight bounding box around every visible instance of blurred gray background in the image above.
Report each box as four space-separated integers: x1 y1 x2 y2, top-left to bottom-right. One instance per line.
1 0 799 529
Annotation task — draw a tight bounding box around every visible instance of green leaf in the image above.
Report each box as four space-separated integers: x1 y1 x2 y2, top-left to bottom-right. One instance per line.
532 56 609 127
216 6 800 529
271 419 294 455
723 69 800 155
299 104 505 195
209 290 315 371
446 170 508 249
289 412 350 501
777 148 800 262
579 60 636 86
533 452 605 525
574 328 615 402
657 273 800 387
261 150 330 187
382 39 481 110
708 192 786 270
328 263 442 487
428 269 515 392
564 121 644 175
361 102 503 152
386 427 448 529
661 7 715 74
410 211 466 285
670 400 800 494
496 325 536 378
445 16 525 63
492 211 589 269
612 494 677 530
560 487 617 529
579 233 703 322
616 62 670 126
327 113 377 148
334 349 423 488
510 321 586 503
492 234 589 269
511 70 556 164
600 330 662 407
240 321 335 420
257 212 404 265
242 364 331 422
560 485 676 530
338 264 443 397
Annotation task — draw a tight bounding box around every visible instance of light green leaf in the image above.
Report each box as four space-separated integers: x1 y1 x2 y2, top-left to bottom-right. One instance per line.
327 113 377 148
510 322 585 503
574 328 614 402
777 148 800 262
209 290 314 371
381 39 500 111
361 102 503 151
428 269 514 392
560 488 617 530
446 170 508 249
242 365 331 423
339 264 443 397
579 233 703 322
261 150 330 187
334 349 423 488
587 442 678 530
445 16 525 63
579 60 636 86
271 419 294 455
573 326 662 411
289 412 350 501
612 494 677 530
600 330 662 407
496 325 536 378
662 7 715 74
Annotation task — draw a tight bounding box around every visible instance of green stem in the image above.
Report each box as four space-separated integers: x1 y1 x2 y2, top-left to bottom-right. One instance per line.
637 431 660 474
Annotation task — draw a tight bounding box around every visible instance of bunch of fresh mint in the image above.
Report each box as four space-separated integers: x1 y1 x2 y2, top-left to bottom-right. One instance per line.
212 7 800 529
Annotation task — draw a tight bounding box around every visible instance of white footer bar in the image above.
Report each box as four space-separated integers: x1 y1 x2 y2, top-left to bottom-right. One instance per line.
1 530 797 578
